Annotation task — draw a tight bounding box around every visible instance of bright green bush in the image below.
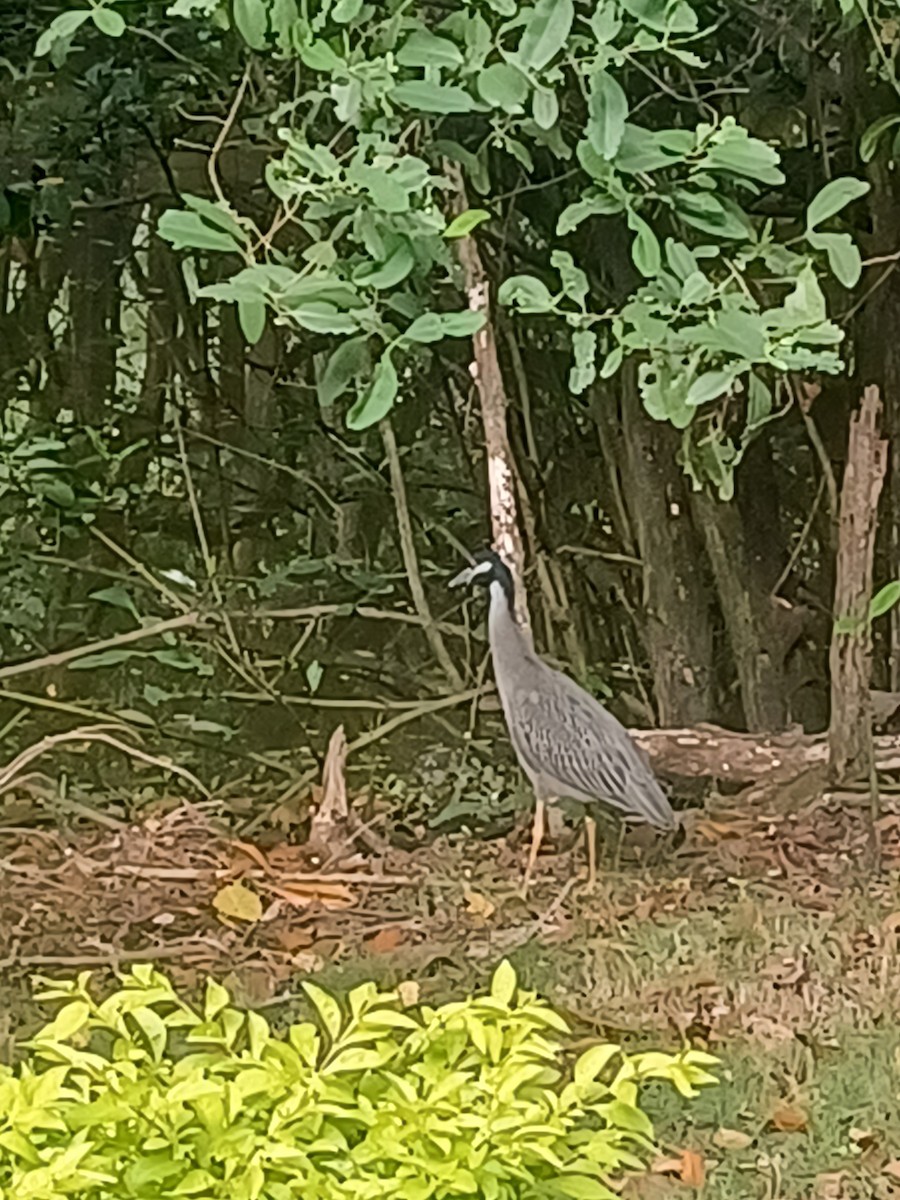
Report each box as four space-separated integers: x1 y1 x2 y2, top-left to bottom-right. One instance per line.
0 961 716 1200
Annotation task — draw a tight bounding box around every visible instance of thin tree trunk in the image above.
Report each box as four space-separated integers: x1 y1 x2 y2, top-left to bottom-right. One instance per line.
829 385 888 782
448 166 529 631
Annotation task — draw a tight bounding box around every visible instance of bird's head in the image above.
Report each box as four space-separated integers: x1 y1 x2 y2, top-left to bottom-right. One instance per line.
449 548 515 610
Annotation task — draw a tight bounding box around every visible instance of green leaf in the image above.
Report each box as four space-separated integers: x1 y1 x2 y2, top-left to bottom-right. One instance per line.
444 209 490 239
870 580 900 620
402 310 485 342
532 87 559 130
90 585 140 621
498 274 555 312
517 0 574 71
673 191 749 240
238 298 266 344
627 211 660 277
306 660 323 693
157 211 243 254
354 240 415 288
806 230 862 288
570 329 597 394
477 63 529 110
397 30 463 69
392 81 478 114
490 960 517 1005
552 250 588 306
746 373 772 429
587 71 628 160
346 353 398 430
233 0 267 49
686 368 737 406
40 1001 91 1041
575 1043 619 1084
316 337 371 408
806 177 870 230
35 10 90 56
557 194 623 235
621 0 697 33
333 0 363 20
700 120 784 186
600 345 623 378
302 982 343 1041
36 478 76 508
69 648 139 670
300 39 344 71
91 7 126 36
591 1 623 43
861 114 900 162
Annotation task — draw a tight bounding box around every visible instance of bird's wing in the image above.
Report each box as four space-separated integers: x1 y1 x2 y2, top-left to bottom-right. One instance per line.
509 663 673 826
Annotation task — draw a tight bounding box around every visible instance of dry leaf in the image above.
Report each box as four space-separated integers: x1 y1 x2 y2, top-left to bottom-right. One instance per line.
770 1102 808 1133
680 1149 706 1187
397 980 419 1007
232 840 271 871
276 927 314 953
367 926 405 953
213 881 262 923
883 1160 900 1180
464 889 496 920
265 881 355 909
712 1127 753 1151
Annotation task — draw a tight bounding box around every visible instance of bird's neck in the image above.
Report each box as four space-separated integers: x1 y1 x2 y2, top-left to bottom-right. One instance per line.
488 579 533 653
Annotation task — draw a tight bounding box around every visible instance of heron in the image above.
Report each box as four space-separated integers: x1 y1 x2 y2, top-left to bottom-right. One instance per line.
450 548 675 890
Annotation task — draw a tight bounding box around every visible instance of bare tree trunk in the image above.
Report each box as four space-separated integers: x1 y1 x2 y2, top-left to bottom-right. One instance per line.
829 385 888 782
692 491 787 730
618 370 716 724
448 168 529 631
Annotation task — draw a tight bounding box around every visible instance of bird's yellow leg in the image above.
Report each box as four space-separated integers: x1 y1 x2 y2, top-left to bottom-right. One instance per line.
585 816 597 891
521 798 545 895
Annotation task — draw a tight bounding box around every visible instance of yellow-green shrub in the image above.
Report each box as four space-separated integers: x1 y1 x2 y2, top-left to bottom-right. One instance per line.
0 961 716 1199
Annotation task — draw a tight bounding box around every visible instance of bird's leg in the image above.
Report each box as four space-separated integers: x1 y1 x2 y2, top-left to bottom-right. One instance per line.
521 798 545 895
585 816 597 890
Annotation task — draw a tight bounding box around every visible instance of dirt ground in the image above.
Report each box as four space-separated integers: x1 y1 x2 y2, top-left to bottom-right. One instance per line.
3 793 900 1198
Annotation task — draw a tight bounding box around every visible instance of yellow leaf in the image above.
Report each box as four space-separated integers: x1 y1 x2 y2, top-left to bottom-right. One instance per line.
213 881 262 923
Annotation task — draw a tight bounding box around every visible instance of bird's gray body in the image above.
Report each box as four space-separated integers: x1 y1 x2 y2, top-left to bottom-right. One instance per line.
453 553 675 831
488 585 673 826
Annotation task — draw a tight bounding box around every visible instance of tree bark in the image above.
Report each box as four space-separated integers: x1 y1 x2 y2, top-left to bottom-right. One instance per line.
448 167 529 631
692 490 787 730
618 370 716 724
828 385 888 782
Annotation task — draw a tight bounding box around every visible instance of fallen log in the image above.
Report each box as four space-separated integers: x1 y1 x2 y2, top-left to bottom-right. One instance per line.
631 724 900 788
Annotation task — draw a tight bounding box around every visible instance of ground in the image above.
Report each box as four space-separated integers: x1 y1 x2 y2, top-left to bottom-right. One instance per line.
3 793 900 1198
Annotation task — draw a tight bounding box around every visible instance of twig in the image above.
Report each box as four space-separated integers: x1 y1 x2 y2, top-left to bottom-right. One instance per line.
208 66 251 208
380 419 465 690
0 614 202 683
175 418 242 660
771 474 825 599
0 939 226 972
249 603 471 639
0 725 210 799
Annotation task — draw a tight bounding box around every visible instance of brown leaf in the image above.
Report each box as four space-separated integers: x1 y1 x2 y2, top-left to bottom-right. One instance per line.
770 1102 808 1133
397 980 420 1008
213 881 262 923
680 1149 706 1188
367 926 405 954
232 840 271 872
265 880 355 909
276 927 314 953
712 1127 753 1151
464 889 496 920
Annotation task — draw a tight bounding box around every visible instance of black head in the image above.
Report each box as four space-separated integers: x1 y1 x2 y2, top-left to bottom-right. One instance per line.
448 547 515 611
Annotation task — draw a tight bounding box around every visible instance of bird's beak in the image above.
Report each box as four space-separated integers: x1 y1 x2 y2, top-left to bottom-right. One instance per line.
448 565 474 588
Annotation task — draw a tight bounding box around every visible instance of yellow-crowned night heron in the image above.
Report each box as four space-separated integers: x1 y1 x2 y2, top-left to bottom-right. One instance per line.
450 548 675 890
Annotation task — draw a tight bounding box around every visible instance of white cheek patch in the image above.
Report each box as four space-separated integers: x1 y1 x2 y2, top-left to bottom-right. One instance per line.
470 560 494 579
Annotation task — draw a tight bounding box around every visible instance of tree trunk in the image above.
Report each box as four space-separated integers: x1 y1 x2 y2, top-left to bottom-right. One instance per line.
618 369 716 724
448 167 529 631
692 490 787 730
828 385 887 782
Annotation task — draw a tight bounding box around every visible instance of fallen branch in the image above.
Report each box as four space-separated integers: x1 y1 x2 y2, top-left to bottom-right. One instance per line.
0 614 202 683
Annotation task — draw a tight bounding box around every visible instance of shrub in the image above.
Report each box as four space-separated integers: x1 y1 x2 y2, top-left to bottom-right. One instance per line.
0 961 716 1199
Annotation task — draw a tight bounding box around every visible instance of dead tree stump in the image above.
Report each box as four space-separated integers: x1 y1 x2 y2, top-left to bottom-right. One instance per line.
828 385 888 783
